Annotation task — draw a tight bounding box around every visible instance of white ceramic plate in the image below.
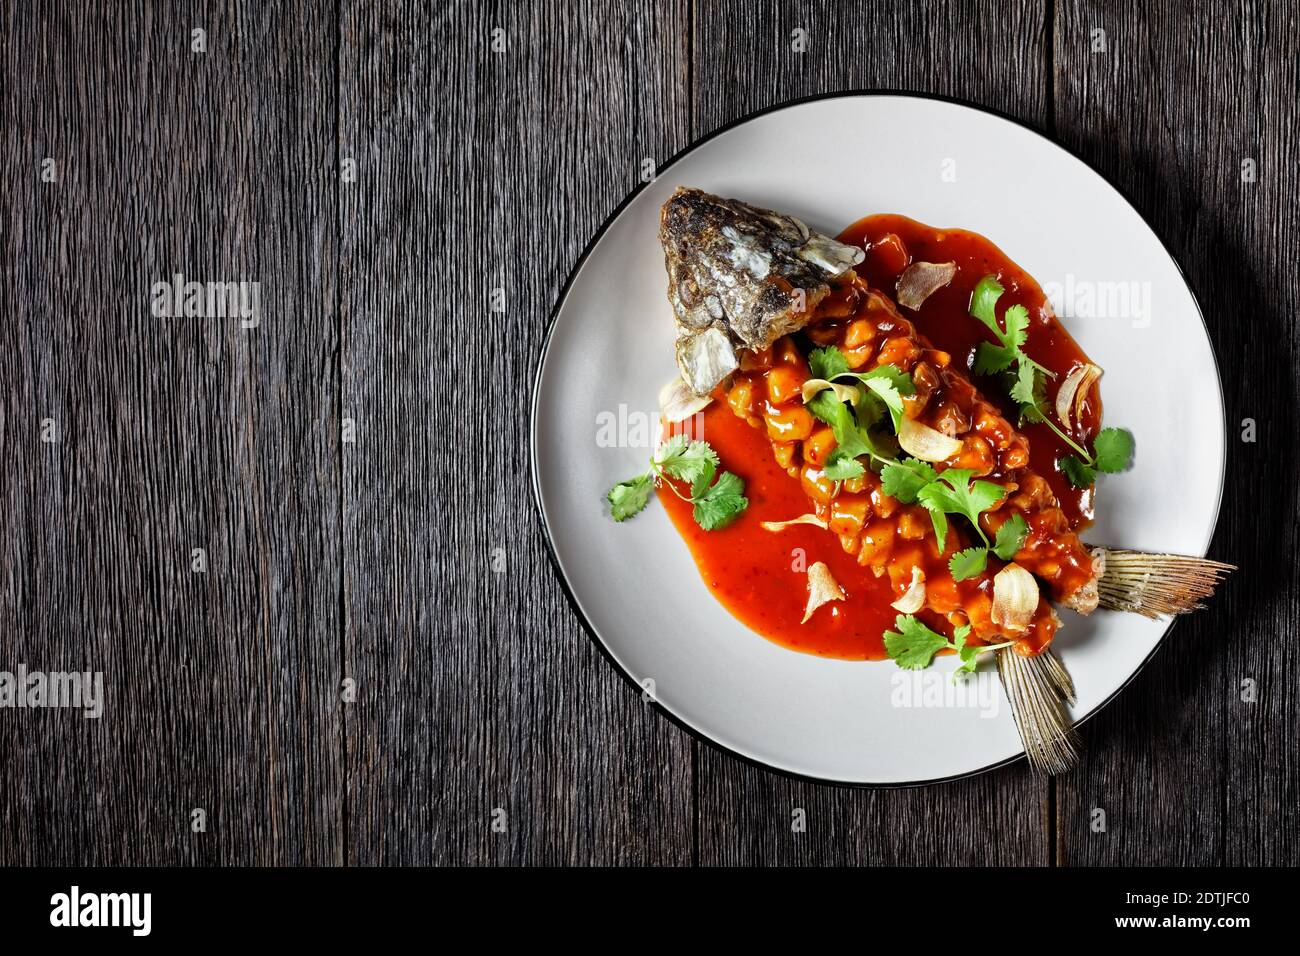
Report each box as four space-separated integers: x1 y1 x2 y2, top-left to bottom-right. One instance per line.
531 94 1224 785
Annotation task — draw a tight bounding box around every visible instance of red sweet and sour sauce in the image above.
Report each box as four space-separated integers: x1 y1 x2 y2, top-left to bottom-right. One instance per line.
659 215 1100 660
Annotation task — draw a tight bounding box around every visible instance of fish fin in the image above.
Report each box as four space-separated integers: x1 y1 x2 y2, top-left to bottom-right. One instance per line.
997 647 1079 775
1095 548 1235 619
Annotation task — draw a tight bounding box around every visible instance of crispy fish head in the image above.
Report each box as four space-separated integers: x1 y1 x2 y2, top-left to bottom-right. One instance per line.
659 187 865 395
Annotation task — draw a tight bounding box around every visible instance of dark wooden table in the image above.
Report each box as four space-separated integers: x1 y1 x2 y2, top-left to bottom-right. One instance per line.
1 1 1295 866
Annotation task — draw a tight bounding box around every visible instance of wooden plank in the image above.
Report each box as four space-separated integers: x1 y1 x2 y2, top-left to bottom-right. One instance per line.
691 0 1054 865
6 0 1283 870
692 0 1052 137
338 0 695 864
0 1 343 864
1052 0 1299 865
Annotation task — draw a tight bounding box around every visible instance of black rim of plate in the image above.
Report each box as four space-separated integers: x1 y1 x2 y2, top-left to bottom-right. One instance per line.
527 89 1228 789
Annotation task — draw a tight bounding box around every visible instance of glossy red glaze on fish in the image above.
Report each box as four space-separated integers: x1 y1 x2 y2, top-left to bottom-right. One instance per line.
659 215 1104 661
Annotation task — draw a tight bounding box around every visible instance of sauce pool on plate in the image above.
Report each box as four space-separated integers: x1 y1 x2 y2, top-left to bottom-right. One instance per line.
659 214 1101 661
659 402 899 659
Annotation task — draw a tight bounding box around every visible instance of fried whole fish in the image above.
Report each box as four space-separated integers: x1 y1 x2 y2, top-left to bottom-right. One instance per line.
659 187 865 395
652 187 1233 774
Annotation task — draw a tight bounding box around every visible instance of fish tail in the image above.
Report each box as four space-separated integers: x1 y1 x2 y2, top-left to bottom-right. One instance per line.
997 647 1080 775
1095 548 1235 619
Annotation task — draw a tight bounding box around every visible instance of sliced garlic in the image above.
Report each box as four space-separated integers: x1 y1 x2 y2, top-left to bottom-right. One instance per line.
658 376 713 423
759 513 829 533
897 416 963 462
801 378 861 405
895 261 957 310
991 562 1039 635
890 566 926 613
1053 363 1102 432
802 561 846 624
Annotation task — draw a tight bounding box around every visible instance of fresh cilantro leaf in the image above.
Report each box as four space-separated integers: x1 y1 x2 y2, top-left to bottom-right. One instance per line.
1013 360 1130 481
656 438 719 488
810 389 899 477
949 547 988 581
1002 304 1031 350
883 614 950 670
885 617 995 678
927 508 949 553
853 388 886 431
830 364 915 433
970 274 1135 484
808 345 850 381
854 364 917 396
917 485 960 549
858 427 900 467
689 456 718 499
810 352 913 398
956 629 1017 678
802 361 915 474
917 468 1006 549
970 278 1024 375
1060 454 1096 488
607 473 654 522
974 340 1017 375
692 470 747 530
969 275 1005 330
609 437 749 530
1009 358 1043 408
824 448 866 480
654 433 687 461
861 376 906 431
880 457 938 504
924 466 969 497
1093 427 1134 473
970 276 1051 384
961 477 1008 518
807 388 854 432
992 512 1029 560
952 625 982 674
1034 418 1131 487
808 390 873 463
804 359 916 435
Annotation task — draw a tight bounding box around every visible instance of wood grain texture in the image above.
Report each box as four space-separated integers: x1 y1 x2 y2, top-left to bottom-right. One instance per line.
689 0 1055 866
2 0 1293 867
1051 0 1299 865
692 0 1052 137
0 1 343 864
338 0 694 865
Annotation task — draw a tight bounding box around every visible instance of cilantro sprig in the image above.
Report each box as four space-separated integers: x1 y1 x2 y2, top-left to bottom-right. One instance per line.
607 435 748 530
945 512 1029 581
883 613 1014 678
803 347 915 479
916 467 1005 552
807 345 850 381
879 457 937 502
809 347 916 432
1056 426 1135 488
969 275 1134 490
1019 385 1134 488
992 512 1029 560
879 458 1025 580
970 276 1053 382
807 390 876 480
